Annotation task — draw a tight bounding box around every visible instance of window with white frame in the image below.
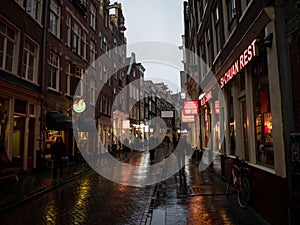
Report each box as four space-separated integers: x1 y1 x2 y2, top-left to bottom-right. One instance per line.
103 37 107 52
26 0 42 22
206 29 212 67
213 5 221 55
226 0 236 32
103 64 107 81
98 63 102 80
66 15 71 47
0 20 17 72
75 66 84 96
89 79 96 105
22 38 38 82
90 40 96 67
73 22 81 55
82 33 87 59
99 31 102 49
49 0 60 37
66 62 71 95
90 4 96 30
48 52 60 90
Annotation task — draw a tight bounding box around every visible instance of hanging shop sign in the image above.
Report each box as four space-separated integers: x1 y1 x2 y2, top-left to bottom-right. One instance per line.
73 99 86 113
220 39 258 88
183 100 198 115
200 92 212 106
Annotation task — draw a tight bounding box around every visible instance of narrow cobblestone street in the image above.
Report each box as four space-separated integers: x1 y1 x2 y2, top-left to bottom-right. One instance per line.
0 147 271 225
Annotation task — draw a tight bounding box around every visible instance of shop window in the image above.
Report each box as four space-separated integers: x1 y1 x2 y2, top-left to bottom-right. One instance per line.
227 83 235 155
253 74 274 167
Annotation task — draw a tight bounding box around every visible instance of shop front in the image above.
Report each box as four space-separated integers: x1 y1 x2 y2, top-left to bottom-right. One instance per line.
45 111 74 161
0 94 40 172
217 22 288 225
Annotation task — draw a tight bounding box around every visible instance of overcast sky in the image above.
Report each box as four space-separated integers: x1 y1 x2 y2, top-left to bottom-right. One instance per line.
117 0 185 93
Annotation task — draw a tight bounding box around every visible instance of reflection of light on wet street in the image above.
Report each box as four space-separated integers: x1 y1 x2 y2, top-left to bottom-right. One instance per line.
73 179 91 223
43 195 57 224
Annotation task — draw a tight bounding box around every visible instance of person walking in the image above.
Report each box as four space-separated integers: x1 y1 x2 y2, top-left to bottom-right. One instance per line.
52 136 67 179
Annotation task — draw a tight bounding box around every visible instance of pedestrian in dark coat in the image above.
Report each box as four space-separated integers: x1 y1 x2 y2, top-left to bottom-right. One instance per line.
52 136 67 178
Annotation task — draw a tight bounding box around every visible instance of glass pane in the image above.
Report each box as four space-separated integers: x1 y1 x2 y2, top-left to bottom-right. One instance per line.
6 27 15 39
0 22 5 34
28 68 33 81
29 55 34 67
6 41 14 56
5 56 13 71
22 65 26 78
23 52 28 65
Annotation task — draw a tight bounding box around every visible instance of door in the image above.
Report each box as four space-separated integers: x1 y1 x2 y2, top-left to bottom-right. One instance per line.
27 118 35 171
240 98 249 161
12 116 25 167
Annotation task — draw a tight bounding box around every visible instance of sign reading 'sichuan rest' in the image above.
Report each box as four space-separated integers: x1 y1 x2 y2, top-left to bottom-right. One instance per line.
220 39 258 88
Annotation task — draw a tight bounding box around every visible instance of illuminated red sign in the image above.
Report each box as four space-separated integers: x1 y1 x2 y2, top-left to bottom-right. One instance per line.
181 110 195 123
183 100 198 115
220 39 258 88
215 100 220 114
200 92 212 106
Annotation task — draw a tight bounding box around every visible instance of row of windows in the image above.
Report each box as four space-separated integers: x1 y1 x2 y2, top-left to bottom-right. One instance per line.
0 19 38 83
187 0 252 78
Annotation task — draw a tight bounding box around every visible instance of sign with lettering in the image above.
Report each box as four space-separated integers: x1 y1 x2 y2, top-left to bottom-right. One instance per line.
200 92 212 106
220 39 258 88
182 110 195 123
183 100 198 115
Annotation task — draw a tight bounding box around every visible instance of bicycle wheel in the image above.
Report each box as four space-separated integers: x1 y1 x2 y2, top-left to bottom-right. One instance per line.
225 175 233 198
237 176 251 208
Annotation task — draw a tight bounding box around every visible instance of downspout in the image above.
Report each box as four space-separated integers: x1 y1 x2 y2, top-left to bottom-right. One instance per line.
274 0 294 224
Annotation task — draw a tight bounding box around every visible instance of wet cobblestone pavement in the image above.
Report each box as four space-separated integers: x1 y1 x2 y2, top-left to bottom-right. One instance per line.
0 170 154 225
149 159 272 225
0 147 272 225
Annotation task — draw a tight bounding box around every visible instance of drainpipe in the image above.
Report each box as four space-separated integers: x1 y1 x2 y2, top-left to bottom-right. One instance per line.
40 0 49 157
274 0 294 224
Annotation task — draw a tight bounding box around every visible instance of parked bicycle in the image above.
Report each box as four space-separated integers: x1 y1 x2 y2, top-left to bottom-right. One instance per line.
225 155 251 208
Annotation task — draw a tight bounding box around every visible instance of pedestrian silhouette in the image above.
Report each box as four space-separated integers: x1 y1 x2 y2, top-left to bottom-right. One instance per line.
52 136 67 179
